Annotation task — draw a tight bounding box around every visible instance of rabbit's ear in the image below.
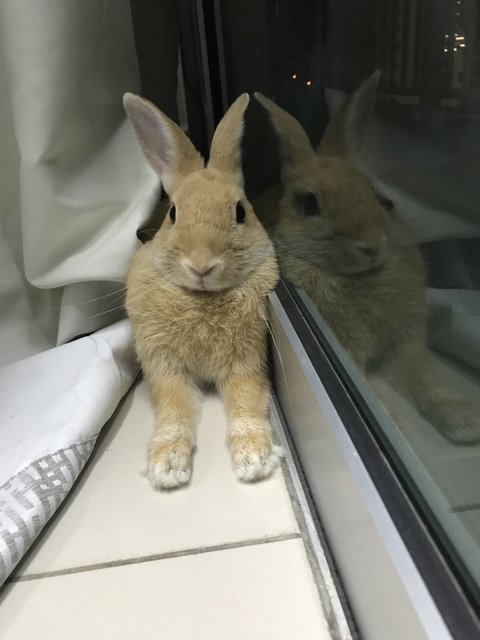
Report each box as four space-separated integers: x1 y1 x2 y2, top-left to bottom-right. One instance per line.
123 93 204 194
255 93 315 172
318 70 380 159
208 93 249 183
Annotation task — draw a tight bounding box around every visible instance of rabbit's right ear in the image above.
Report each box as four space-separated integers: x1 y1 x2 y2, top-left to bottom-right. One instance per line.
123 93 204 194
208 93 250 184
318 70 380 159
254 93 316 175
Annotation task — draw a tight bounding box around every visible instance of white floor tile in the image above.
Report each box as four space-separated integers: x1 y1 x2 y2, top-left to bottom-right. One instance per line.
1 539 331 640
453 510 480 588
457 509 480 538
371 358 480 510
14 381 297 576
432 456 480 508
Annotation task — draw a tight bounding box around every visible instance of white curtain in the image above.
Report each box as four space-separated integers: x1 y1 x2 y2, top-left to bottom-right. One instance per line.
0 0 161 583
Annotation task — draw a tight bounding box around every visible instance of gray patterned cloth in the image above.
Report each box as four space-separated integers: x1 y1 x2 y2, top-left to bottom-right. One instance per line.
0 439 96 584
0 321 135 587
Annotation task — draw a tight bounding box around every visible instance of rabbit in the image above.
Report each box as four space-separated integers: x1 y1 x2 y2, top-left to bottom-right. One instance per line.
123 92 282 489
256 73 480 445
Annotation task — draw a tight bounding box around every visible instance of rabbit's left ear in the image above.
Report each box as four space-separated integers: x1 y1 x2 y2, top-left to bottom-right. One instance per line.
318 70 380 159
255 93 316 173
124 93 204 194
208 93 249 185
255 92 315 181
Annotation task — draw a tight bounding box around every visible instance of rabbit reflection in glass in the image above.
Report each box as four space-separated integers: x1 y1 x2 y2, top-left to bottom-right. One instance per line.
257 73 479 445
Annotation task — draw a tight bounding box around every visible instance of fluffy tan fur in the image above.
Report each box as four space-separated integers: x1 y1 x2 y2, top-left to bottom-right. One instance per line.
256 76 480 444
123 93 281 489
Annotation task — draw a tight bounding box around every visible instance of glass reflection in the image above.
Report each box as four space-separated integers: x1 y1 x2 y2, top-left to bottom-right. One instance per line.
255 75 480 446
219 0 480 596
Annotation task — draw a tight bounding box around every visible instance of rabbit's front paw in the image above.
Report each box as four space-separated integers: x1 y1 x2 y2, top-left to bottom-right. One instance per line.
146 437 193 490
229 429 284 482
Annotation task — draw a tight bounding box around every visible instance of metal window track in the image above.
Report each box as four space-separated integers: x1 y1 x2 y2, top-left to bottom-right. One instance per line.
269 282 480 640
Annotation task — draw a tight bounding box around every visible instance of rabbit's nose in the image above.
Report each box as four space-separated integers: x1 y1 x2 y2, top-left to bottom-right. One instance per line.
353 243 378 258
187 264 215 278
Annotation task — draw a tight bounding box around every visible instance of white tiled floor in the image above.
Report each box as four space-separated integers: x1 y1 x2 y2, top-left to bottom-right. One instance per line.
302 291 480 517
372 356 480 510
1 540 326 640
371 356 480 584
458 510 480 543
0 381 331 640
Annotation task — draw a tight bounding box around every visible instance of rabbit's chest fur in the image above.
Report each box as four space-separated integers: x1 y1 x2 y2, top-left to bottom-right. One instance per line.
276 221 427 370
126 244 276 382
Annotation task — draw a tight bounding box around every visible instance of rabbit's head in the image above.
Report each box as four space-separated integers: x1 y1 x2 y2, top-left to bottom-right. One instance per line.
256 72 391 276
124 94 274 292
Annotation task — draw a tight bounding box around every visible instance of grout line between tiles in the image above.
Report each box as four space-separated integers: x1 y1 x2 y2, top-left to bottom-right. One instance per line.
7 532 301 584
270 398 357 640
452 503 480 513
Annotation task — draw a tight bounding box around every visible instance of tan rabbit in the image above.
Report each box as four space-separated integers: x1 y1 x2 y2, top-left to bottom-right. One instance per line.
256 74 480 444
123 93 282 489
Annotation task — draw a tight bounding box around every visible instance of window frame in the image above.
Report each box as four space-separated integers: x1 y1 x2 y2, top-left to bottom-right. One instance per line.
271 280 480 638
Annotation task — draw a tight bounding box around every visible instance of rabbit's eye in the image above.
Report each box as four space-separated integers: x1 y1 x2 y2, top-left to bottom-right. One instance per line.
377 194 393 211
371 187 393 211
236 202 246 224
302 193 321 217
169 205 176 223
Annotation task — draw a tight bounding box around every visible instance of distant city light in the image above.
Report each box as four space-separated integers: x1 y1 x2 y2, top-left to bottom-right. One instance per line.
292 73 297 79
306 80 312 86
444 48 448 52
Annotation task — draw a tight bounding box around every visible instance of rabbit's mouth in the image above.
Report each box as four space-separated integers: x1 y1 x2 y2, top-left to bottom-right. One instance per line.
345 262 385 276
327 236 389 275
188 279 223 293
322 247 387 275
184 273 232 293
334 255 387 276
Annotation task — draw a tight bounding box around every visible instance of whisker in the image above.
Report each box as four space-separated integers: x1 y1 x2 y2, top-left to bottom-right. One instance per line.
267 318 292 408
83 304 127 319
33 287 127 311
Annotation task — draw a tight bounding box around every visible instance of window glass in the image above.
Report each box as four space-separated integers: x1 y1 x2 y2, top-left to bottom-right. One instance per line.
218 0 480 600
